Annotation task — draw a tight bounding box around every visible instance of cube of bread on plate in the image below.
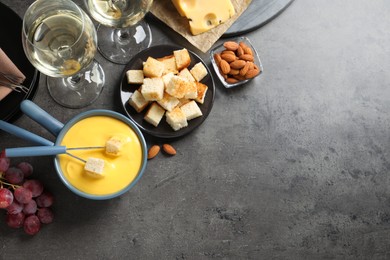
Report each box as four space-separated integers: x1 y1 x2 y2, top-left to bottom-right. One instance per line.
128 89 149 112
84 158 105 178
105 136 125 156
190 62 208 82
143 57 165 78
178 98 191 107
195 82 208 104
184 81 198 99
141 78 164 101
157 92 180 112
165 76 190 99
162 72 175 88
166 107 188 131
173 48 191 70
178 68 195 82
157 55 178 75
144 102 165 127
180 100 203 120
126 70 144 84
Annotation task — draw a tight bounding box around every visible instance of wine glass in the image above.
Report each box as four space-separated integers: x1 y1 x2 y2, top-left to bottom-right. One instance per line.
85 0 153 64
22 0 105 109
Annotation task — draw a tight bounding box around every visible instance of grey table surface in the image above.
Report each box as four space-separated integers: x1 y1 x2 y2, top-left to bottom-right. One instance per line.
1 0 390 259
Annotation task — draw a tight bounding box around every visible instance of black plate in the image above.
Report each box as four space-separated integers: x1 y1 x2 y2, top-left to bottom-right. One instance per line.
0 2 39 122
120 45 215 139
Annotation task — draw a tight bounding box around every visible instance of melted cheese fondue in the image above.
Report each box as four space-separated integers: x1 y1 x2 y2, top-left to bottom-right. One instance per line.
58 116 143 196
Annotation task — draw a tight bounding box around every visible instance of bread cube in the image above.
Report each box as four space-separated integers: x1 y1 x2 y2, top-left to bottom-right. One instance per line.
173 48 191 70
178 98 191 107
157 55 178 75
195 82 208 104
126 70 144 84
84 158 105 178
162 72 175 88
184 81 198 99
165 76 190 99
178 68 195 82
105 136 125 156
143 57 165 78
144 102 165 127
166 107 188 131
141 78 164 101
157 92 180 112
128 89 149 112
180 100 203 120
190 62 208 82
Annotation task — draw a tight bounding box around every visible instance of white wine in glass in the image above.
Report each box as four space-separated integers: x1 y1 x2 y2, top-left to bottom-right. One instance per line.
86 0 153 64
22 0 105 108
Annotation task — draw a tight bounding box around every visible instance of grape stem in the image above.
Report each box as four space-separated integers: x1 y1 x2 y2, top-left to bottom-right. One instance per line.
0 178 21 190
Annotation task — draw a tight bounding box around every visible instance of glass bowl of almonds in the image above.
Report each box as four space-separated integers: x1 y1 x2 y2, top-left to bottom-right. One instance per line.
210 36 263 88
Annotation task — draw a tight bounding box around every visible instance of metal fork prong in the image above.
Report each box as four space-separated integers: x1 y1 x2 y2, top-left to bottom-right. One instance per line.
0 71 24 85
0 80 28 94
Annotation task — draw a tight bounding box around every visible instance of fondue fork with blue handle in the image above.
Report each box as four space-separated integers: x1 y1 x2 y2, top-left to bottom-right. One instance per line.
2 145 105 163
0 119 54 146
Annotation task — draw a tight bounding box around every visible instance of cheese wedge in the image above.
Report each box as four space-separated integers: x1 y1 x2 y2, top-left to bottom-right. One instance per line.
171 0 236 35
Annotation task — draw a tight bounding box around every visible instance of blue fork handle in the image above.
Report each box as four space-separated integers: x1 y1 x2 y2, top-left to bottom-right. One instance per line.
21 100 64 137
4 146 66 157
0 120 54 146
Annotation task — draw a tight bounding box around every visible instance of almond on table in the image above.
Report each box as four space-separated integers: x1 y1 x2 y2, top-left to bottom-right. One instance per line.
162 144 176 156
148 145 160 159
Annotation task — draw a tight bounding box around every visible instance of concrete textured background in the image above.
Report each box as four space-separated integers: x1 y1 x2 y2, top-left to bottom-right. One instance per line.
1 0 390 259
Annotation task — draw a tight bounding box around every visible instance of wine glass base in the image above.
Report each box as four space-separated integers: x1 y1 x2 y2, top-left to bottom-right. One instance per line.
47 60 105 109
97 20 152 65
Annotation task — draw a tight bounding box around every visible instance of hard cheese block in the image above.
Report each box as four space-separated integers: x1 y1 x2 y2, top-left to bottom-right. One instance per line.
171 0 235 35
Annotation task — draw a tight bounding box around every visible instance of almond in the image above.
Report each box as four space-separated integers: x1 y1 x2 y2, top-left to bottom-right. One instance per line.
223 41 239 51
147 145 160 159
236 46 244 57
233 74 247 81
213 53 222 64
245 68 260 79
162 144 176 155
228 68 240 75
239 41 249 49
239 54 254 62
240 62 250 76
243 46 253 56
221 53 237 63
221 50 235 56
226 77 239 84
220 59 230 74
229 60 246 69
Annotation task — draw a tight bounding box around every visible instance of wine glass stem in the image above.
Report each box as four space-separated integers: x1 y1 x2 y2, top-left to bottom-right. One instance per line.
70 74 81 85
116 28 131 44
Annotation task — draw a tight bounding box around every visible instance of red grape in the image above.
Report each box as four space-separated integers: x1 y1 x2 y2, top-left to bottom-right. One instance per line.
23 214 41 235
4 167 24 184
23 199 37 215
7 200 24 214
17 162 33 178
37 207 54 224
14 187 32 204
1 159 55 234
0 188 13 208
36 191 54 208
23 179 44 198
6 212 25 228
0 157 10 172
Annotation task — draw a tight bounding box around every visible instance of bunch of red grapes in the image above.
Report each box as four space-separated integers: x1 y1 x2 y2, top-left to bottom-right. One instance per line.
0 157 54 235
